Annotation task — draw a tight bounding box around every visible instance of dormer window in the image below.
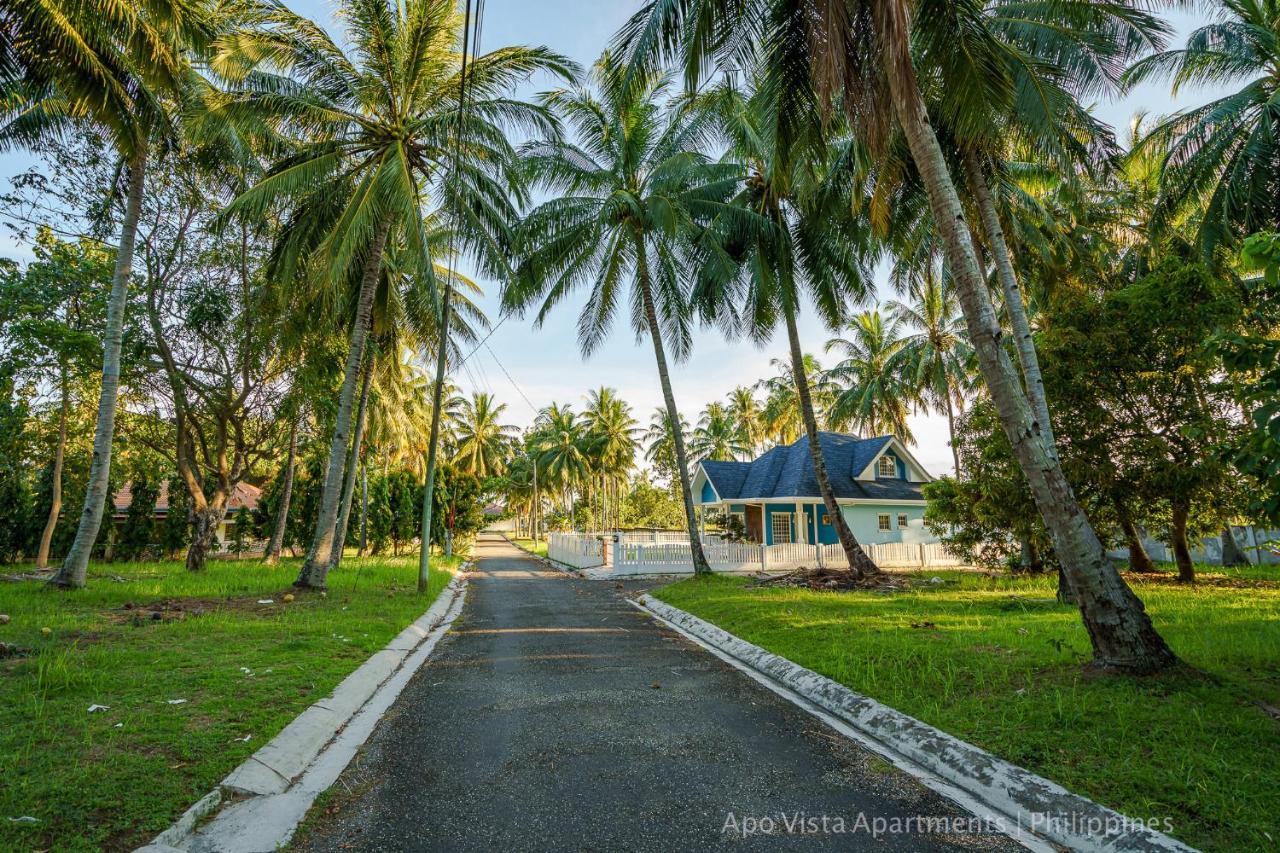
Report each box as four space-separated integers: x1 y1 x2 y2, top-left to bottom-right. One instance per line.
878 455 897 478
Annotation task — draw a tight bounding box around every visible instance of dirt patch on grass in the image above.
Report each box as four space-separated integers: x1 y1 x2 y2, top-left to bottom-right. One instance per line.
104 593 306 626
752 566 910 591
1120 572 1280 590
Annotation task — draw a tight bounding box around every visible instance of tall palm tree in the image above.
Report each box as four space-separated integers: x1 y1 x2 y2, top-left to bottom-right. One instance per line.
505 53 738 574
696 82 882 574
726 386 766 455
690 402 749 462
888 278 973 476
582 387 638 529
214 0 568 589
643 407 688 491
1 0 212 588
619 0 1178 673
1123 0 1280 258
453 392 518 480
531 403 592 519
826 310 913 442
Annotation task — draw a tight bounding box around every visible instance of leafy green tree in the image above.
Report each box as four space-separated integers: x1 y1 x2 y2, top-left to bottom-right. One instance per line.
229 507 253 558
159 477 192 559
507 53 734 574
0 368 33 563
1230 232 1280 525
619 474 685 531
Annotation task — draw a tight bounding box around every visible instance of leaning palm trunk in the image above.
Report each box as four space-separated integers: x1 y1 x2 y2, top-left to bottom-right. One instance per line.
50 150 148 588
264 416 299 565
785 312 879 576
329 355 373 572
635 239 710 575
962 149 1057 458
36 363 69 568
418 284 452 593
880 7 1176 672
296 220 391 589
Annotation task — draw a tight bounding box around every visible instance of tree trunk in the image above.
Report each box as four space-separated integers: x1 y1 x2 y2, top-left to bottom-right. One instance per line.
187 498 228 573
1117 510 1157 573
944 390 961 479
330 355 373 572
49 149 148 589
962 149 1058 459
419 284 452 593
1170 503 1195 583
37 362 69 568
1019 537 1044 573
264 415 299 566
358 463 369 556
1220 527 1250 567
295 218 390 590
879 15 1176 672
785 311 879 577
634 235 710 575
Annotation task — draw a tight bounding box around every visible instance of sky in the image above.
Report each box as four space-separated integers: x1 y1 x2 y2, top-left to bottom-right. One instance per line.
0 1 1224 478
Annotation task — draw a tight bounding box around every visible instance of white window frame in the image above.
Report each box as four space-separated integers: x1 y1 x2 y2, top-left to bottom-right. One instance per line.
897 513 909 529
878 455 897 478
771 512 794 544
877 513 891 532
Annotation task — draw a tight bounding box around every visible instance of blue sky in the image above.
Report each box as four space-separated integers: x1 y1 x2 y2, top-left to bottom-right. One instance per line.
1 1 1221 476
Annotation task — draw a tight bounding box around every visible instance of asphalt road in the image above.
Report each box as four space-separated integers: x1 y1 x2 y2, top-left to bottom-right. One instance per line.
294 534 1021 852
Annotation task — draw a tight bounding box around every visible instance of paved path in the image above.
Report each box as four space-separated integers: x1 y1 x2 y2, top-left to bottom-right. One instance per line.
295 534 1019 852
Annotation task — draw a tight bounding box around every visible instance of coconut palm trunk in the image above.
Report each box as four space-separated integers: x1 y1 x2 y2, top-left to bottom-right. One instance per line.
358 463 369 555
784 312 878 576
49 150 148 589
264 415 299 565
635 238 710 575
36 363 69 568
418 284 452 593
879 4 1176 672
962 148 1057 457
330 355 373 572
296 219 391 589
943 391 961 478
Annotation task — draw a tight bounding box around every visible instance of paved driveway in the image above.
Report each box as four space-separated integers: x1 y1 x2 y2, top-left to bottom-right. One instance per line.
294 534 1020 852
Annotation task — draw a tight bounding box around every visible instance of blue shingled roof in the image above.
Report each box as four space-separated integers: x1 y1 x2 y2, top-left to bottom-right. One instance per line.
698 432 926 502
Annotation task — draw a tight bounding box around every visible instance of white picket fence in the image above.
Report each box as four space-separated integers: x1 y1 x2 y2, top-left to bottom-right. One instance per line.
604 537 964 575
547 533 607 569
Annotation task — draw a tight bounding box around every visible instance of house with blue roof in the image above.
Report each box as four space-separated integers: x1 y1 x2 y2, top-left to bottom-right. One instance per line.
691 432 937 546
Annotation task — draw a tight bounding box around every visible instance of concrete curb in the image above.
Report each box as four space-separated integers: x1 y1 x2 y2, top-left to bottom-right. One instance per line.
634 594 1197 853
137 570 470 853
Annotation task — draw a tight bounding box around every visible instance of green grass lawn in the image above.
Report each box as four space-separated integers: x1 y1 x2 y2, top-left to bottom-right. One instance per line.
0 554 458 852
654 564 1280 852
509 537 548 559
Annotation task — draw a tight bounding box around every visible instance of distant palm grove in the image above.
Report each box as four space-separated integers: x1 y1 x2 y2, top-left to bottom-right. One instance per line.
1 0 1278 679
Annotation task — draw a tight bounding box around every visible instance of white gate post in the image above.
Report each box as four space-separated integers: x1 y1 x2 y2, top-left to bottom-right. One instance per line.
815 543 822 569
760 543 768 571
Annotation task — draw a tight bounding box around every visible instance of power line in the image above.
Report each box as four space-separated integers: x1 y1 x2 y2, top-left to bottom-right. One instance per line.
453 312 509 371
484 341 538 414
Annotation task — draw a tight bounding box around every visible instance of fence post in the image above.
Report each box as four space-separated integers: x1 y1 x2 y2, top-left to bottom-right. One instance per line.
815 543 822 569
918 542 926 568
760 543 768 571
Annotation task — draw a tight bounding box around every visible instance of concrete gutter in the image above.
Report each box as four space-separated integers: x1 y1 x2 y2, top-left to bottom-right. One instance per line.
634 593 1197 853
137 570 470 853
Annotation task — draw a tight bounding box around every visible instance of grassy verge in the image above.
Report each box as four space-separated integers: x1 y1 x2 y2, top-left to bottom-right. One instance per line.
653 565 1280 852
508 537 548 559
0 554 458 852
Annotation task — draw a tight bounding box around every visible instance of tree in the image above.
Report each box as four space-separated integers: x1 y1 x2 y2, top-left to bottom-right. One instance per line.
3 0 213 588
1229 232 1280 526
643 408 688 494
826 310 913 442
116 475 158 561
507 53 733 574
620 0 1179 673
1123 0 1280 257
452 393 517 480
229 506 253 558
726 386 766 455
689 402 748 462
582 387 638 530
888 277 973 476
0 367 33 563
214 0 569 590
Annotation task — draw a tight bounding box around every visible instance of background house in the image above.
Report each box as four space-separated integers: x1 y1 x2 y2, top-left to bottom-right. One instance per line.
693 433 936 546
112 480 262 548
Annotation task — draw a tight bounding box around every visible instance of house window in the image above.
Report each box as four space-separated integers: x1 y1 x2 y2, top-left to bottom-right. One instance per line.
772 513 793 544
878 514 891 532
821 513 831 526
878 456 897 478
898 513 909 529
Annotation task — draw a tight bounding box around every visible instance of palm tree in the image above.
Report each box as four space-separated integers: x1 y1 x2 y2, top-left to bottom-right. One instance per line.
531 403 592 520
826 310 913 443
1 0 211 588
453 392 518 480
643 407 688 491
726 386 766 455
1123 0 1280 258
214 0 568 589
888 278 973 476
582 387 638 529
505 53 738 574
695 82 883 575
690 402 749 462
619 0 1179 673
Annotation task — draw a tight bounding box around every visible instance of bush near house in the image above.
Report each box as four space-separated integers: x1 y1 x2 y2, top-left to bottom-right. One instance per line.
654 567 1280 852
